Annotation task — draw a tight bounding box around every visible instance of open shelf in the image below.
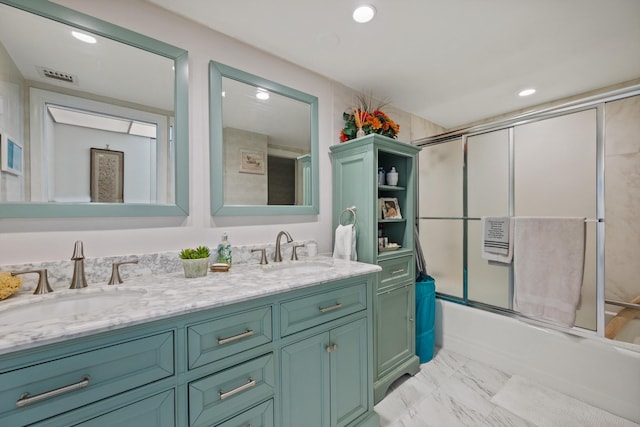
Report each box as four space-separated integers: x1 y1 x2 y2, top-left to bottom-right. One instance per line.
378 184 406 191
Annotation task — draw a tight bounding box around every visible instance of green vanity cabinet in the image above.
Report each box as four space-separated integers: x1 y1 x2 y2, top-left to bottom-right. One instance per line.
279 277 377 427
0 272 378 427
331 134 422 403
281 318 368 427
0 329 176 427
375 282 415 378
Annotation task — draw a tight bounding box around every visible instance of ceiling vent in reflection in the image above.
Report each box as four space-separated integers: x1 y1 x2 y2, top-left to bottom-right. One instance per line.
37 66 78 85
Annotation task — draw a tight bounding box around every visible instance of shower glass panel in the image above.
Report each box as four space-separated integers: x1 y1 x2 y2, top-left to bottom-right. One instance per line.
466 129 511 308
418 139 464 298
513 109 598 330
419 218 464 298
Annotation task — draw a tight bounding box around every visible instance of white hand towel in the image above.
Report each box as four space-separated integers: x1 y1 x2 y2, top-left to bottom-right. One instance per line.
481 216 513 263
333 224 357 261
513 217 586 327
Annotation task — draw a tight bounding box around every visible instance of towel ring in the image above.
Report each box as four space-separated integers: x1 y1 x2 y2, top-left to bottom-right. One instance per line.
340 206 357 227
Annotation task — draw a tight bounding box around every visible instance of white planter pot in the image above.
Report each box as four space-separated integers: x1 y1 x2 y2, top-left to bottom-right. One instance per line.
181 258 209 278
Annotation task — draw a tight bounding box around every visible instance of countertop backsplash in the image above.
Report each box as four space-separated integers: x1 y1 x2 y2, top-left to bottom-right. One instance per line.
1 240 316 294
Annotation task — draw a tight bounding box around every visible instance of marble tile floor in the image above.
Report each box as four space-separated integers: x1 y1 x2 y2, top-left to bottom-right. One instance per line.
374 347 633 427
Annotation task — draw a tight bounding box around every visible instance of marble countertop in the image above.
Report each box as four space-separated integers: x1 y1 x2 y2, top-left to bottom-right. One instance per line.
0 257 380 356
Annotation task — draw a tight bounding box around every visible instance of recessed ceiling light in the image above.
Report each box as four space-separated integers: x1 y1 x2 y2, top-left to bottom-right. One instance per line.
353 5 376 23
518 88 536 97
71 31 96 44
256 88 269 100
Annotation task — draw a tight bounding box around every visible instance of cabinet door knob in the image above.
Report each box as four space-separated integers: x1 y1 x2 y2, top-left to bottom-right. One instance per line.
326 343 338 353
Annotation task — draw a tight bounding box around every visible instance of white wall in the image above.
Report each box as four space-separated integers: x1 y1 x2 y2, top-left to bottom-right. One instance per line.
0 0 444 264
223 127 268 205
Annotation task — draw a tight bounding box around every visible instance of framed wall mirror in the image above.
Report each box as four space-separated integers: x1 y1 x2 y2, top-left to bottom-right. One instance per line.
0 0 189 218
209 61 319 216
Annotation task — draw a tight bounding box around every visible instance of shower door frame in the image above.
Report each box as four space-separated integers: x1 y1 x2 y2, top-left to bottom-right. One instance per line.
415 84 640 339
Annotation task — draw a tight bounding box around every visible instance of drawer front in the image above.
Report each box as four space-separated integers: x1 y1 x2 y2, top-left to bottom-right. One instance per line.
189 353 275 427
0 332 174 424
215 399 274 427
34 389 175 427
188 306 272 370
75 390 175 427
379 255 413 290
280 282 367 337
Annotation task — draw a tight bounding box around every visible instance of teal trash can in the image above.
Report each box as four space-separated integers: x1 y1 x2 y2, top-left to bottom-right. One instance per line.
415 274 435 363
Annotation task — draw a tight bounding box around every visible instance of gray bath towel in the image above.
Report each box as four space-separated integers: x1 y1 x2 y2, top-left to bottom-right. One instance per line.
513 217 586 327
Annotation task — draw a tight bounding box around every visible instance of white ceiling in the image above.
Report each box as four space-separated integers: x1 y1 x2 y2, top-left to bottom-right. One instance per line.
147 0 640 129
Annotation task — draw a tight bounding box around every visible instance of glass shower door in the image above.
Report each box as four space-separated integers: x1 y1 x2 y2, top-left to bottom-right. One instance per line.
418 138 464 298
466 129 511 308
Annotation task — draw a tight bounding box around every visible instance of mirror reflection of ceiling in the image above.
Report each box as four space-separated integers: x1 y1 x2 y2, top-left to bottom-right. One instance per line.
0 3 174 111
148 0 640 128
222 77 310 152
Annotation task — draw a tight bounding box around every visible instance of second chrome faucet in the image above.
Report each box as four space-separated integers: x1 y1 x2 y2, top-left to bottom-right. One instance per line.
70 240 87 289
274 231 293 262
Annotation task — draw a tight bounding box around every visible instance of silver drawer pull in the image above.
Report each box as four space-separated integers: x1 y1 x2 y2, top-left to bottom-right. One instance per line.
390 269 405 275
16 375 90 408
219 378 256 400
218 329 254 345
319 303 342 313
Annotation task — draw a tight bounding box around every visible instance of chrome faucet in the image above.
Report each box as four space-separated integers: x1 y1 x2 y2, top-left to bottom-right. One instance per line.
12 269 53 294
108 259 139 285
274 231 293 262
69 240 88 289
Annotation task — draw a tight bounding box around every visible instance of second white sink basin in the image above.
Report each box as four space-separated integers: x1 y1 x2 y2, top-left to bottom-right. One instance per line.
0 288 146 324
264 260 335 275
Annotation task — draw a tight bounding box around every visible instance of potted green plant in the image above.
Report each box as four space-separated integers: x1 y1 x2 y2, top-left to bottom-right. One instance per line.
179 246 211 278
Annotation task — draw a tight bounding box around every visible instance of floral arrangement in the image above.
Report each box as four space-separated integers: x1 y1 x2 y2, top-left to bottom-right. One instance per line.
340 95 400 142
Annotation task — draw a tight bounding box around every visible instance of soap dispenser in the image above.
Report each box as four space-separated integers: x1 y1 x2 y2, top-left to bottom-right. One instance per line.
216 233 232 266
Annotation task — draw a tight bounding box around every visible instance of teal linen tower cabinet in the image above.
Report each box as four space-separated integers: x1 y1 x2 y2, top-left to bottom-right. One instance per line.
330 134 421 403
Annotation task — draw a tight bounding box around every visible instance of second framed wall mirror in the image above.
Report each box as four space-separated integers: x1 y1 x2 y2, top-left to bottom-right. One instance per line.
209 61 319 216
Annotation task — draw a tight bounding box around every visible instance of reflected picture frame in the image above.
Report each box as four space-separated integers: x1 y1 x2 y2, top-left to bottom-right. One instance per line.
0 131 23 175
239 149 265 174
90 147 124 203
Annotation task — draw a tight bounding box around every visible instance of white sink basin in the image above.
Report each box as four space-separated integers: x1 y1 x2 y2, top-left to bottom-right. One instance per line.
0 289 145 324
264 261 335 275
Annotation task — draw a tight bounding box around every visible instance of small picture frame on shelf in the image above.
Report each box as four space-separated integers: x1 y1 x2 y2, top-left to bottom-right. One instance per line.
381 197 402 219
